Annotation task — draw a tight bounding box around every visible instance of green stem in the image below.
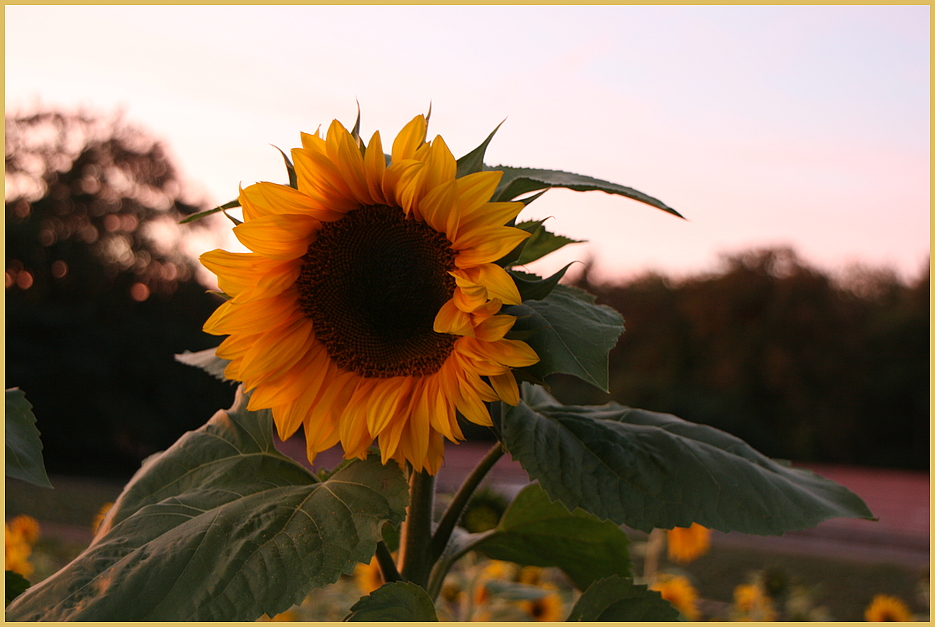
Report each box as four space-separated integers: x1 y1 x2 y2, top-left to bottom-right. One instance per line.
375 539 400 584
428 442 505 564
399 468 435 587
426 529 496 601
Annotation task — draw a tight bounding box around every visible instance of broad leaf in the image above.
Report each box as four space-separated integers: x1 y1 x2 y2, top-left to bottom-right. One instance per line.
566 575 680 621
504 286 624 392
514 222 583 266
175 346 231 381
510 266 572 302
498 386 875 535
471 483 631 590
6 390 409 621
6 571 30 607
345 581 438 621
5 388 52 488
491 166 682 219
456 121 503 178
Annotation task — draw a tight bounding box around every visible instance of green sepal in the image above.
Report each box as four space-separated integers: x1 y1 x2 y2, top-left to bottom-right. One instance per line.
510 266 572 302
504 285 624 393
566 576 680 621
496 219 546 267
470 483 631 591
273 145 299 189
179 198 241 225
497 384 876 536
455 120 504 178
491 166 682 219
345 581 438 622
6 571 31 607
5 388 52 489
6 390 410 621
514 221 584 266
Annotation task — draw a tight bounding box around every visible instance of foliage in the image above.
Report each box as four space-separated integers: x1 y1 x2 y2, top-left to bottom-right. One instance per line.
5 388 52 488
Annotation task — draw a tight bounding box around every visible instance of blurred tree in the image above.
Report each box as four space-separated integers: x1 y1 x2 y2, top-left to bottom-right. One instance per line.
558 248 929 471
6 109 234 477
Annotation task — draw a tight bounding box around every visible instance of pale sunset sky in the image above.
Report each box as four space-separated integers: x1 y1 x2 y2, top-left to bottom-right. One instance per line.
5 5 930 283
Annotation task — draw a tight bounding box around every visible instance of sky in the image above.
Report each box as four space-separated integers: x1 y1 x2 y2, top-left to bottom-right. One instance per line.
5 5 930 284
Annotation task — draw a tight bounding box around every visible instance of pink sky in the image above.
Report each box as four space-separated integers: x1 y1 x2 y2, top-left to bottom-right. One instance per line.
5 5 929 284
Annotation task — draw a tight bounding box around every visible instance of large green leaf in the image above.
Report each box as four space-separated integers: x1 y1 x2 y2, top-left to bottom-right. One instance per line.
345 581 439 621
504 286 624 392
6 390 409 621
490 166 682 219
510 266 572 302
471 483 631 591
566 575 680 621
5 388 52 488
497 385 875 535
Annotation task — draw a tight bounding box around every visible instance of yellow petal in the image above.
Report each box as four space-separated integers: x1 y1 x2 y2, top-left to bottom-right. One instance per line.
200 250 280 297
460 336 539 368
204 289 301 336
291 148 360 213
391 115 427 164
233 214 319 260
417 178 460 236
241 182 345 222
453 263 521 306
325 119 372 205
474 314 516 342
457 201 525 239
434 299 476 337
238 316 314 384
489 372 520 406
454 226 530 268
363 131 388 205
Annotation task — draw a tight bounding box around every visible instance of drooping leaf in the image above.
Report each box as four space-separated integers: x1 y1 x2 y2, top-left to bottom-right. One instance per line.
6 571 30 607
179 198 240 224
174 346 231 381
456 121 504 178
471 483 631 590
504 286 624 392
5 389 52 488
345 581 439 622
566 575 680 621
497 385 875 536
510 266 573 303
6 390 409 621
490 166 683 219
513 221 584 266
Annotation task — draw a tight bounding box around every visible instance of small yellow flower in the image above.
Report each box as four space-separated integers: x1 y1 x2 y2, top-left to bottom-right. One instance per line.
667 522 710 564
473 560 515 605
732 583 777 621
202 114 538 475
865 594 913 622
650 573 700 621
5 515 40 578
520 585 564 622
354 555 387 595
518 565 544 585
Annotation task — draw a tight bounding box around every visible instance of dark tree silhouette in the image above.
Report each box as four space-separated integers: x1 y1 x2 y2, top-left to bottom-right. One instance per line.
6 109 235 477
557 248 929 471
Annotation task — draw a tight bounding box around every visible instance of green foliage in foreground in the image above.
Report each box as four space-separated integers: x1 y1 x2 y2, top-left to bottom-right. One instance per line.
5 389 52 489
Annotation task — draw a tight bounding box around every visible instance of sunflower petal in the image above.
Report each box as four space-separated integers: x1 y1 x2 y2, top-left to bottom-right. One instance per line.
364 131 388 205
454 226 531 268
434 299 476 336
233 214 319 260
489 372 521 406
391 115 428 164
241 181 345 222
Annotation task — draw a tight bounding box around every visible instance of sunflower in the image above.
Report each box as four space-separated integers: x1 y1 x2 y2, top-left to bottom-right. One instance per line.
650 573 700 621
667 522 711 564
202 115 538 474
519 585 565 622
864 594 913 622
731 583 777 621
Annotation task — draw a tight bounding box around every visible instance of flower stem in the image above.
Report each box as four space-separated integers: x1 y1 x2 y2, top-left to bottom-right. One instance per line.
375 539 400 583
428 442 505 564
399 467 435 588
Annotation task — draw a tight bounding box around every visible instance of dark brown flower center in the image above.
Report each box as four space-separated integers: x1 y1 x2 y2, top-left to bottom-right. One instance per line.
297 205 457 378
